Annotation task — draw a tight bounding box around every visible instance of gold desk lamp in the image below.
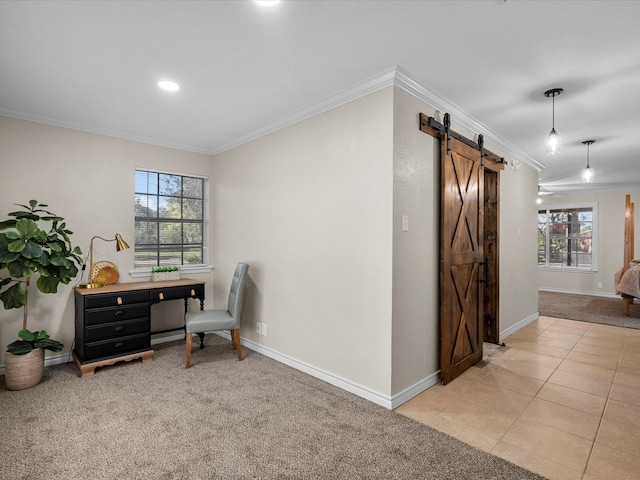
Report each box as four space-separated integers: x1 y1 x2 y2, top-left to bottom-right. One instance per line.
79 233 130 288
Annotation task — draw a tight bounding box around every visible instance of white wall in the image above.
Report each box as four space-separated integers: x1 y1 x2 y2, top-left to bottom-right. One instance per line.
209 84 540 405
211 88 395 398
405 112 540 344
391 89 439 396
0 116 214 365
1 86 541 406
539 190 640 296
498 160 540 336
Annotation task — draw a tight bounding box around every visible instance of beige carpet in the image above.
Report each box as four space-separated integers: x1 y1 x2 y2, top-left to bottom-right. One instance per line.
539 290 640 329
1 336 543 480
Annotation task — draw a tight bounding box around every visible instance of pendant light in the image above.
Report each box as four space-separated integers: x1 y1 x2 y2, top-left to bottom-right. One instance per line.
581 140 595 183
544 88 563 155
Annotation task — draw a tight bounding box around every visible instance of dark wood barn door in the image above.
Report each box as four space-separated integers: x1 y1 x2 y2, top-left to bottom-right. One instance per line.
440 135 485 384
483 168 500 344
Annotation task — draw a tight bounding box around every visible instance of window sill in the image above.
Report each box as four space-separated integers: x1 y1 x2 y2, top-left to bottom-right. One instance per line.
538 266 598 274
129 265 214 279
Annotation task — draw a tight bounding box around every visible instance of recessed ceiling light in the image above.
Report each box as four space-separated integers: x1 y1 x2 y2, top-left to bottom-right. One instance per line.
255 0 280 6
158 80 180 92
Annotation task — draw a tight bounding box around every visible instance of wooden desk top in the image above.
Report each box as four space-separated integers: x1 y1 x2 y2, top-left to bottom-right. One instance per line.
74 278 206 295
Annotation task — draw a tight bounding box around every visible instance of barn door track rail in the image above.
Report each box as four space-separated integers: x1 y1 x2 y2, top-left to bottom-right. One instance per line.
420 113 506 167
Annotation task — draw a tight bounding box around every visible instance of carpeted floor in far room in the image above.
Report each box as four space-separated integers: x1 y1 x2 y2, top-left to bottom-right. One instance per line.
0 336 544 480
538 290 640 329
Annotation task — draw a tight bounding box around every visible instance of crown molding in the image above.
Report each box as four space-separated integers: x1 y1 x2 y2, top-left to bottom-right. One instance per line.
0 106 213 155
1 66 546 171
392 67 544 172
211 66 544 172
210 66 399 155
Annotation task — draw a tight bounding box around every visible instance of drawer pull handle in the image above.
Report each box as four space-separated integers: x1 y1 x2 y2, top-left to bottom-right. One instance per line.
114 310 124 317
191 289 195 297
117 297 123 305
114 326 124 332
159 292 164 300
114 342 124 349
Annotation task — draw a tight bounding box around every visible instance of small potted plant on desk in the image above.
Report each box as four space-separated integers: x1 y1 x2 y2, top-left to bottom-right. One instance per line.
151 266 180 282
0 200 82 390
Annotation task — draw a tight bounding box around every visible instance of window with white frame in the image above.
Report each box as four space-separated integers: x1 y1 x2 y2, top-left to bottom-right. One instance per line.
134 169 207 269
538 203 597 271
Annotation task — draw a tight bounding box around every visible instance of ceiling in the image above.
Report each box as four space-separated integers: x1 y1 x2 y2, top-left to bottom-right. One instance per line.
2 0 639 197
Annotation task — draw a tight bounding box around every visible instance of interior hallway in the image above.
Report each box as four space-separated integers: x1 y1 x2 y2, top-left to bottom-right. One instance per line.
396 316 640 480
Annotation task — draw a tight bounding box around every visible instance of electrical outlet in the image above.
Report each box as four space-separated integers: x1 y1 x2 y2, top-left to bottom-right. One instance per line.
256 323 262 335
261 323 267 336
597 282 603 289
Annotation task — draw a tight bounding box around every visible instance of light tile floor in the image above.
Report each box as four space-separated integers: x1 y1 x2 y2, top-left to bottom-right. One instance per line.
395 316 640 480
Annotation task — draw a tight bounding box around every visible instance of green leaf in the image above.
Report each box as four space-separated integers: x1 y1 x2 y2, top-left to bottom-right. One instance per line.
41 216 63 222
49 254 65 266
33 229 48 242
0 247 20 264
34 338 63 352
22 241 44 259
0 219 17 230
15 218 39 238
9 211 37 221
37 275 60 294
29 200 38 209
18 329 37 341
7 238 25 252
34 330 48 340
7 340 34 355
37 250 50 266
0 283 26 309
7 259 35 278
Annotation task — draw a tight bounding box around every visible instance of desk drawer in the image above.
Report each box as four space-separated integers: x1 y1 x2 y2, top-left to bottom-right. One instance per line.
84 333 150 361
85 318 149 343
85 291 149 309
85 304 150 326
150 284 204 303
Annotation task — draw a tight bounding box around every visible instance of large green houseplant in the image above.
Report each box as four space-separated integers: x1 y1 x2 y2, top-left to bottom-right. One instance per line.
0 200 82 390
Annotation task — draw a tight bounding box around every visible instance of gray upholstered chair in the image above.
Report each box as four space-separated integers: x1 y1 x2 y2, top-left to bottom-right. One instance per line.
185 262 249 368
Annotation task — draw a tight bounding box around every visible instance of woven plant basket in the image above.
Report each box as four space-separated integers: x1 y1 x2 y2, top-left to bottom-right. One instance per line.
5 348 44 391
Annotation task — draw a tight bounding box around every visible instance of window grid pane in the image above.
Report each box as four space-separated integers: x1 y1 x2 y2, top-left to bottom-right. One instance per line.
134 169 205 268
538 206 594 269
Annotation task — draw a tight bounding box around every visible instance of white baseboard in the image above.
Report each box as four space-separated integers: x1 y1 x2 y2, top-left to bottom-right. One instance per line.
539 287 620 299
151 332 185 345
500 312 539 342
390 371 441 409
0 332 440 412
214 331 396 409
0 351 74 376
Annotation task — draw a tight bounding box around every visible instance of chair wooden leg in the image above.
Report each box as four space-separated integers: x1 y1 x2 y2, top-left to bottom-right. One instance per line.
623 296 632 317
230 329 237 350
186 332 192 368
232 329 244 361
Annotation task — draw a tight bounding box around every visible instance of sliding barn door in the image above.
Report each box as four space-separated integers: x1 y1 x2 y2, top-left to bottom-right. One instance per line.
440 135 484 384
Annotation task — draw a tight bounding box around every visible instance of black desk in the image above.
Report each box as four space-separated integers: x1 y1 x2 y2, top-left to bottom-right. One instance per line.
73 278 205 377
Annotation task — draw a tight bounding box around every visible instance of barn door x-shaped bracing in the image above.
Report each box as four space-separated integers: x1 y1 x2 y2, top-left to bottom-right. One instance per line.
420 114 504 385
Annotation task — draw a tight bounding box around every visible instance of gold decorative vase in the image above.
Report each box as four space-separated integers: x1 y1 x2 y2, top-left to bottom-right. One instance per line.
4 348 44 391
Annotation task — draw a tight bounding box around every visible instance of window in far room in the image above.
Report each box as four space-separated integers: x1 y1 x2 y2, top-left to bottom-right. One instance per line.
538 203 597 271
134 169 207 270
